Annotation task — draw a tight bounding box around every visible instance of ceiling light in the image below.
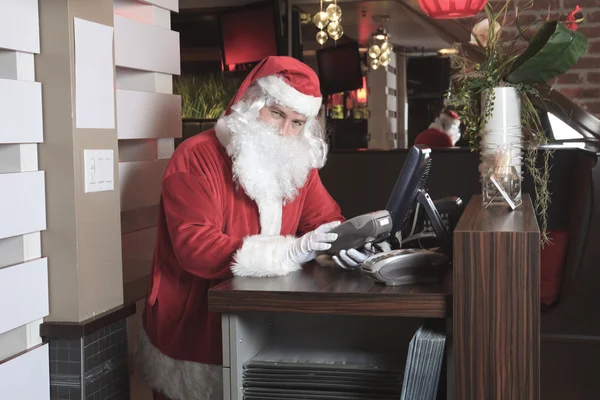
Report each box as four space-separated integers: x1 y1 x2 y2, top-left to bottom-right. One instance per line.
372 27 387 41
438 48 458 55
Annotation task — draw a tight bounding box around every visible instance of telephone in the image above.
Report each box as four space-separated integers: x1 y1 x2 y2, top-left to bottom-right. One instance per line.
361 248 450 286
324 210 392 255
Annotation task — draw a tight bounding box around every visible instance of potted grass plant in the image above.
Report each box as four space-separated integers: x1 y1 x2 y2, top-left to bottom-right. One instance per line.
174 73 242 120
445 0 588 243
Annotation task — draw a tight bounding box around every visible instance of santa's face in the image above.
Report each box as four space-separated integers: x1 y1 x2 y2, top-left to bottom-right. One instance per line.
258 104 307 137
215 96 326 205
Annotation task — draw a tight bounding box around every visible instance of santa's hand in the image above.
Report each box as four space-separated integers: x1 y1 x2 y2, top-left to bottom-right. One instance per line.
287 220 341 264
332 249 369 270
332 240 392 270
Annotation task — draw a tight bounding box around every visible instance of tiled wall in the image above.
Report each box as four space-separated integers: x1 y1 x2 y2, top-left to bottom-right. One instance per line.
49 320 130 400
0 0 50 398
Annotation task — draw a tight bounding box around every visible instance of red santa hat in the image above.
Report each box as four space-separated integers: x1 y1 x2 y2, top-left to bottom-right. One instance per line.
440 109 459 122
225 56 323 118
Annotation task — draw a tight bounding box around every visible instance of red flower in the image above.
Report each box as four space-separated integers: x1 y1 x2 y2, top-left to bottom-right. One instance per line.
566 5 584 31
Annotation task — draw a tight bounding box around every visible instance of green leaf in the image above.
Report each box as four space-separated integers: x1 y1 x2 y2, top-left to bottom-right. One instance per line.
506 21 588 84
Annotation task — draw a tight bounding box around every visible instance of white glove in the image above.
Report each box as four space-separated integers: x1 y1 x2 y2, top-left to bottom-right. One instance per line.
287 221 341 264
332 240 392 270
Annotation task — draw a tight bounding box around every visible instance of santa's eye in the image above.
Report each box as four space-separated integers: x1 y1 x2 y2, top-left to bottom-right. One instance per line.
270 109 284 118
293 120 305 127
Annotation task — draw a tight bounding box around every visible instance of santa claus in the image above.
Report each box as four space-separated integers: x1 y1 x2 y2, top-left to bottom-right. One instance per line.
414 109 461 147
135 56 380 400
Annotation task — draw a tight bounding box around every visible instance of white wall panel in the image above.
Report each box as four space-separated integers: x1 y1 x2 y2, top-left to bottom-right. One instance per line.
0 144 38 173
119 159 168 211
119 139 159 162
0 50 35 81
114 15 180 75
122 226 157 282
0 258 49 336
0 0 40 53
116 68 173 94
114 0 171 28
0 344 50 400
0 171 46 239
116 89 181 139
139 0 179 12
157 138 175 159
0 232 40 269
0 325 29 361
0 78 43 143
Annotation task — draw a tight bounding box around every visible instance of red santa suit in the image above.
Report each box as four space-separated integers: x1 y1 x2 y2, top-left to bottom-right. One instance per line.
136 56 345 400
414 110 461 148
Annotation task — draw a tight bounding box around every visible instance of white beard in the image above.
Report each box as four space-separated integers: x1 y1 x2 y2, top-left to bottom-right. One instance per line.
430 119 461 145
215 111 318 206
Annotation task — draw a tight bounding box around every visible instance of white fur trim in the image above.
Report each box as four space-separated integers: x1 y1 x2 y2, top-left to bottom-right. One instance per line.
257 199 282 235
256 75 322 117
214 118 230 148
135 326 223 400
231 234 301 277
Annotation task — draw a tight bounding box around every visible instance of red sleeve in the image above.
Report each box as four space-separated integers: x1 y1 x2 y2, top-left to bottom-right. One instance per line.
161 172 242 281
297 169 345 236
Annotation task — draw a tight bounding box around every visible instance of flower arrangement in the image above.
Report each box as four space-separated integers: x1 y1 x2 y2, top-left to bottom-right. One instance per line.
445 0 588 244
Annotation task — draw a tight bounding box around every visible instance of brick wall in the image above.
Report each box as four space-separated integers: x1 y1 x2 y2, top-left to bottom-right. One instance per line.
462 0 600 117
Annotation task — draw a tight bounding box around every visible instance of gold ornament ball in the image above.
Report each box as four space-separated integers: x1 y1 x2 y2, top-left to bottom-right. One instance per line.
316 30 328 45
313 11 329 30
327 23 343 40
378 54 389 66
368 45 381 59
371 59 380 70
380 41 391 55
326 4 342 22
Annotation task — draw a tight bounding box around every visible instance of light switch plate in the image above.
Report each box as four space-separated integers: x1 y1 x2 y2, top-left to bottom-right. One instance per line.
84 149 114 193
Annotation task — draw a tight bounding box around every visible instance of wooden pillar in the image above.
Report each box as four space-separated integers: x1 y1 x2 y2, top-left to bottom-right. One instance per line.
453 195 540 399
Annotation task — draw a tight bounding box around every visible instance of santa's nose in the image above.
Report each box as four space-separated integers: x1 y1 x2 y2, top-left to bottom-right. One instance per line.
280 121 295 136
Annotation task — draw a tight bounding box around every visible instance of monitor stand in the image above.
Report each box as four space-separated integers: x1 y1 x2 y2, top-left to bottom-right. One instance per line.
414 190 452 256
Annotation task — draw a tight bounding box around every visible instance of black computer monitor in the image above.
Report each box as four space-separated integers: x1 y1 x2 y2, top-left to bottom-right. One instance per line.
385 145 450 253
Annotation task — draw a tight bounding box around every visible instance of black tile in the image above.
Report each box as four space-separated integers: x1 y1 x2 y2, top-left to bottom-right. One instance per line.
69 348 80 362
69 387 82 400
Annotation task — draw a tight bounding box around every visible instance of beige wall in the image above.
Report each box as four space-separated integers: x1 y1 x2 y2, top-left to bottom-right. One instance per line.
37 0 124 323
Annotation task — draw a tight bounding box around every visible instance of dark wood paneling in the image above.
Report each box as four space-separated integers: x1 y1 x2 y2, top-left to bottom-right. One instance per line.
453 195 540 400
208 263 451 318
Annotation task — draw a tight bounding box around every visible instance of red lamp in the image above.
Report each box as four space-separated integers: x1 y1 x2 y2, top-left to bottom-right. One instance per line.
418 0 488 19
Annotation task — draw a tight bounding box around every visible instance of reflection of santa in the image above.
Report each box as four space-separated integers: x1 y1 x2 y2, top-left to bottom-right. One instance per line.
414 109 461 147
136 56 381 400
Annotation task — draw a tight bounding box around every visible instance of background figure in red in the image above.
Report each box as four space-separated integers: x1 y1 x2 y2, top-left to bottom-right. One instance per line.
414 109 461 148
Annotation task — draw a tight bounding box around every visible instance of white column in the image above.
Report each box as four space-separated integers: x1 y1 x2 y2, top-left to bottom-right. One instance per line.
367 50 398 149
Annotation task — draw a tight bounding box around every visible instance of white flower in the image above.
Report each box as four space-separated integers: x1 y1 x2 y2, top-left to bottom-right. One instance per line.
469 19 502 48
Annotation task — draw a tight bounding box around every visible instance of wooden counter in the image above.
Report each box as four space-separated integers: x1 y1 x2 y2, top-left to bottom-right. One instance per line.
209 262 452 318
208 194 540 400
